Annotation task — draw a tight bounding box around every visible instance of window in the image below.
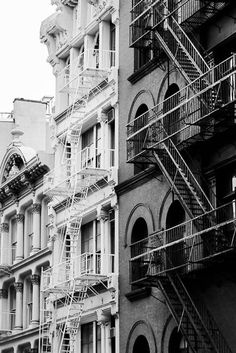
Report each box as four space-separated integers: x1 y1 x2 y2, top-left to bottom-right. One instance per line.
81 220 102 274
81 124 102 169
133 335 150 353
81 322 101 353
130 218 148 284
163 84 180 144
133 104 149 175
11 218 17 263
26 278 33 327
110 23 116 66
109 210 115 272
9 285 16 330
26 208 33 255
166 200 186 269
108 108 116 167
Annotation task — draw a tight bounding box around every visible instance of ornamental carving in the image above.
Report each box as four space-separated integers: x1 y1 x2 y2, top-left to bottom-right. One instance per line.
0 289 8 299
87 0 111 14
2 153 24 183
31 274 40 285
32 203 41 214
62 0 79 7
14 282 23 292
16 213 25 223
0 223 9 232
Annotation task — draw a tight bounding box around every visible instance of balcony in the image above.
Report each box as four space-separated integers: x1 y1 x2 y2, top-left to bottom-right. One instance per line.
130 0 229 48
58 49 116 99
43 148 116 197
41 252 116 293
127 54 236 163
130 201 236 284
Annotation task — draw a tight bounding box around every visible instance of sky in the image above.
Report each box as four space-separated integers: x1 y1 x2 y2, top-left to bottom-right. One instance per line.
0 1 56 112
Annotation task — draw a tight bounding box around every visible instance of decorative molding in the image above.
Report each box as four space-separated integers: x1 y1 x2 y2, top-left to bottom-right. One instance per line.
31 274 40 286
16 213 25 223
0 289 8 299
14 282 23 293
0 222 9 232
62 0 78 7
32 203 41 214
125 287 151 302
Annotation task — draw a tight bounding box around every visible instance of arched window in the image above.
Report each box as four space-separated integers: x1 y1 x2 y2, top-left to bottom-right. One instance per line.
133 335 150 353
131 218 149 283
169 328 188 353
134 104 149 174
163 84 180 144
166 200 185 269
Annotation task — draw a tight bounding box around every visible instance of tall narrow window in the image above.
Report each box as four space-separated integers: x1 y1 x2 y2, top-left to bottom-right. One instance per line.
81 322 93 353
27 209 33 255
26 278 33 327
108 108 115 167
110 23 116 66
109 210 115 272
95 124 101 168
82 127 94 169
11 218 17 263
9 286 16 330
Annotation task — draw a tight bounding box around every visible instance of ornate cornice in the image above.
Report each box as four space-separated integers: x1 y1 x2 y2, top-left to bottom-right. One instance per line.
62 0 78 7
14 282 23 293
31 274 40 285
16 213 25 223
32 203 41 214
0 223 9 232
0 289 8 299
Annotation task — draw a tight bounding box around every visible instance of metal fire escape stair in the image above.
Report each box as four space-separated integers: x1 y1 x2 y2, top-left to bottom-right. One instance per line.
154 274 232 353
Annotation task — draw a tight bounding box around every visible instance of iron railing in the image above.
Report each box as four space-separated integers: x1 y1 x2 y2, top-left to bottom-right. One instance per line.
127 54 236 162
130 201 236 283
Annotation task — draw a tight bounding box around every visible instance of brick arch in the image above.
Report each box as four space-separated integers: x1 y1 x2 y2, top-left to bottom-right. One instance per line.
128 90 155 124
126 320 157 353
157 68 185 106
124 203 155 247
161 314 182 353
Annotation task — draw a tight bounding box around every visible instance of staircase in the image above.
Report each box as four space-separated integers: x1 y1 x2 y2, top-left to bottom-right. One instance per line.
155 274 232 353
152 133 213 218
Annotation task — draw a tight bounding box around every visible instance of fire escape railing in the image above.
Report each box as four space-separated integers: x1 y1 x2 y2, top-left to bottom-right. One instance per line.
127 54 236 163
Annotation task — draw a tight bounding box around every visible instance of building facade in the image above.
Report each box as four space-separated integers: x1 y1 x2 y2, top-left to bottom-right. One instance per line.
118 1 236 353
40 1 119 353
0 98 53 353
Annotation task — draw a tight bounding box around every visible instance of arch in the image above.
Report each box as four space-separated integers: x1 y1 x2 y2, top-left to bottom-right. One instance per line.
131 217 148 245
0 145 37 184
124 203 155 247
128 90 155 124
126 320 157 353
133 335 150 353
168 328 188 353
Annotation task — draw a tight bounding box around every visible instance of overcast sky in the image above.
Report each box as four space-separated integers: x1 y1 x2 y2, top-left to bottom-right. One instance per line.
0 1 56 112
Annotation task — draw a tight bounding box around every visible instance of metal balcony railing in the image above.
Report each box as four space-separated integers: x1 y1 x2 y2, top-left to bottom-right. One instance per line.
127 54 236 162
130 0 229 47
58 49 116 94
43 148 116 196
130 200 236 283
41 253 116 292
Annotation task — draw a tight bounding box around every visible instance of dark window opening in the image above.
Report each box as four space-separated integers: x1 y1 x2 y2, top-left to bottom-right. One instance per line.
169 328 189 353
133 104 149 175
163 84 180 144
133 335 150 353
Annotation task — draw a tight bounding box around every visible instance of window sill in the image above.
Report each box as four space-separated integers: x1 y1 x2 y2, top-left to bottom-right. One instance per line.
125 287 151 302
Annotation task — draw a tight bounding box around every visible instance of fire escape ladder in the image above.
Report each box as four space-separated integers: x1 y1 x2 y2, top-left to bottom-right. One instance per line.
157 273 232 353
152 134 213 217
153 8 210 84
58 281 88 353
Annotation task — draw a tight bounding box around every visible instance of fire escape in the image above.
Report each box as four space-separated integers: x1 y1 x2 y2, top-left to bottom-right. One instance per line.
39 48 116 353
128 1 235 352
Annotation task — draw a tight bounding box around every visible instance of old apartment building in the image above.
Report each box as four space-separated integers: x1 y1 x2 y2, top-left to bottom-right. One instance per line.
0 98 53 353
2 1 236 353
39 1 119 353
118 0 236 353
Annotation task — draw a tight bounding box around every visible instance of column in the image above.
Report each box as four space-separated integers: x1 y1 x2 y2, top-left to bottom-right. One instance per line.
0 289 8 330
0 223 9 264
14 282 23 331
15 214 24 263
31 203 41 254
31 274 40 327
